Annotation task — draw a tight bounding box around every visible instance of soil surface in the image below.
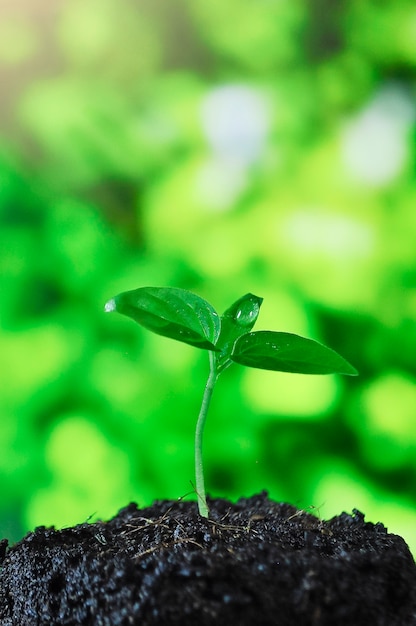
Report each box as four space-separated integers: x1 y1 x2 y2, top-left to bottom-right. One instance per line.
0 492 415 625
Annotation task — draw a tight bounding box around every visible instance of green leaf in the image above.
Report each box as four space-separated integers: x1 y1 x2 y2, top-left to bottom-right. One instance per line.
216 293 263 372
105 286 221 350
231 331 358 375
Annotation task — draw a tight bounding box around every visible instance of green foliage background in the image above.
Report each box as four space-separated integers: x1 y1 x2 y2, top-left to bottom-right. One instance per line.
1 0 416 553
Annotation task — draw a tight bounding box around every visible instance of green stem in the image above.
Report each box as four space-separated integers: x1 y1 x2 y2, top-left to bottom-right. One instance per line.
195 350 218 517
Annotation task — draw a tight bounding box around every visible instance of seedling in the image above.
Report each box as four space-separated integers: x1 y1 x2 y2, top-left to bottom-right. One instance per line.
105 286 357 518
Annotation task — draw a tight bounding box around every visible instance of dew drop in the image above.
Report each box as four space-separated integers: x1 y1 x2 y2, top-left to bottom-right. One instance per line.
104 298 116 313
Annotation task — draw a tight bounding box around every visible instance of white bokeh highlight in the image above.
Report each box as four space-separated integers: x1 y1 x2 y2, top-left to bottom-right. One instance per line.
197 85 270 210
201 84 270 165
341 86 415 186
282 210 375 260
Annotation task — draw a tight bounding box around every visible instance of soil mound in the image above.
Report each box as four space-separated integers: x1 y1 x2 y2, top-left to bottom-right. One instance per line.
0 492 415 625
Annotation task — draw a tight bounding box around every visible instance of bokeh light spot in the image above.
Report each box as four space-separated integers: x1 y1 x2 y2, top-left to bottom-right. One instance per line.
26 414 133 529
201 85 270 166
341 87 414 186
361 372 416 446
243 370 339 418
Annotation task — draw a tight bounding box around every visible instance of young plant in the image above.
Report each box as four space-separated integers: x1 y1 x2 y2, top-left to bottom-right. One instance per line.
105 286 358 518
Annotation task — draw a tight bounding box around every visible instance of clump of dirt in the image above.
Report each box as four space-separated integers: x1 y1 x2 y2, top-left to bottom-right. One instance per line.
0 492 415 625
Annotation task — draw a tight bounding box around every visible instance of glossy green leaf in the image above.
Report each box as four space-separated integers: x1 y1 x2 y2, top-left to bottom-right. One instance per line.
216 293 263 372
105 286 221 350
231 331 358 375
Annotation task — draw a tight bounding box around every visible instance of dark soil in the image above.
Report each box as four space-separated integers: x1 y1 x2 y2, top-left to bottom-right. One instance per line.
0 492 415 625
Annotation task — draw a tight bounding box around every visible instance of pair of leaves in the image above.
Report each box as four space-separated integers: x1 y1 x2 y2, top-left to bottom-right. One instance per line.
105 286 358 377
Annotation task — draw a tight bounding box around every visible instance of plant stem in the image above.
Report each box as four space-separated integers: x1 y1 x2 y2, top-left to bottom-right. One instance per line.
195 350 218 517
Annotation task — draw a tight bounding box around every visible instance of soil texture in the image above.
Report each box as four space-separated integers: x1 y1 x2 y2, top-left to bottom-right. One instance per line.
0 492 415 625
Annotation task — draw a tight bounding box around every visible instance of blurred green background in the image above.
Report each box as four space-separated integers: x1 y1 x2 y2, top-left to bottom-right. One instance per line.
1 0 416 555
